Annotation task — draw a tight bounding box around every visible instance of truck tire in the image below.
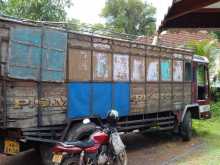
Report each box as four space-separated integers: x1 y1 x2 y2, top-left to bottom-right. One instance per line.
66 122 97 141
39 144 54 165
180 111 192 141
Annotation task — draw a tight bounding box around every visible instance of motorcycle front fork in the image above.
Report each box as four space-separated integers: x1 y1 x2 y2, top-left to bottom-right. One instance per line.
79 151 85 165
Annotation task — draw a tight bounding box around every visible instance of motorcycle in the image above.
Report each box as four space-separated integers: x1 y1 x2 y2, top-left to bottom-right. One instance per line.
51 110 127 165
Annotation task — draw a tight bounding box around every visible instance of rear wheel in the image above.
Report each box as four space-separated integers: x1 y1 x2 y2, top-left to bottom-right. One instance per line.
180 111 192 141
66 122 97 141
60 122 97 165
60 156 79 165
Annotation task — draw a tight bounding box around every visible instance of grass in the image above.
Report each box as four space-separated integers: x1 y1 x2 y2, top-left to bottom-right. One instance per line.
178 101 220 165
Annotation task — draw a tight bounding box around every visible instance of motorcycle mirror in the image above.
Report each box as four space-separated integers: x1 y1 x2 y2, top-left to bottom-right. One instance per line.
83 118 91 124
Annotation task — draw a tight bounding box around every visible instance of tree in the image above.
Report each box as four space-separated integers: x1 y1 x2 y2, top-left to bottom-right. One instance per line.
186 39 220 71
101 0 156 36
0 0 72 21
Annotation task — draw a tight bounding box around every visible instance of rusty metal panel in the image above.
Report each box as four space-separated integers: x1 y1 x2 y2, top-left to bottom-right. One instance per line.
130 84 145 114
173 83 184 110
93 51 112 81
160 48 171 58
93 37 111 52
131 56 145 82
184 83 192 104
5 81 67 128
146 83 159 113
147 47 160 57
69 33 91 49
68 49 91 81
0 28 9 40
6 82 38 128
41 83 67 126
1 41 9 76
113 54 129 81
112 41 130 54
0 82 3 122
160 83 172 112
130 44 145 55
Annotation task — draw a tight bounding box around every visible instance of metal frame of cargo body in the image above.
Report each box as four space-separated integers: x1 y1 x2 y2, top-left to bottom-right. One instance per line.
0 16 194 142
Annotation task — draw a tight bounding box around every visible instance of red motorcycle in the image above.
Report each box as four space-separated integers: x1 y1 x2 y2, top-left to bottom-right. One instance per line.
51 110 127 165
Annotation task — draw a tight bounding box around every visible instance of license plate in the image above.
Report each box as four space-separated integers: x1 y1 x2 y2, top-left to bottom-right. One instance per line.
4 140 20 155
52 153 63 163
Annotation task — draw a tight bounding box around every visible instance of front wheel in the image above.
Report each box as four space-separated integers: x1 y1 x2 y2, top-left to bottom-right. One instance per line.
114 150 128 165
180 111 192 141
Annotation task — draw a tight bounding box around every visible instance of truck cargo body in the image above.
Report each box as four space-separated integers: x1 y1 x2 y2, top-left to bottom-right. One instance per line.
0 16 211 155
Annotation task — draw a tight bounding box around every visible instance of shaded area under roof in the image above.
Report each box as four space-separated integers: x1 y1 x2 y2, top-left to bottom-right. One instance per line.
159 0 220 32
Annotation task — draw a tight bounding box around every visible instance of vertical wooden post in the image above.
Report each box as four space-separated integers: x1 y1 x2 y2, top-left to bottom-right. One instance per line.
0 37 7 127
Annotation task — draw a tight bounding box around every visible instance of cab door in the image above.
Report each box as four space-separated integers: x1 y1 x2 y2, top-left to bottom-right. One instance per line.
196 63 210 104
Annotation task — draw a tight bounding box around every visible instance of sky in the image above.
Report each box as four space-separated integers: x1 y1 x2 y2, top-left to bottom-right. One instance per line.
66 0 173 28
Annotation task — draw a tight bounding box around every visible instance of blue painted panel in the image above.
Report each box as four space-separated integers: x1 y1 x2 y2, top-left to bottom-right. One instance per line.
9 26 67 82
161 59 171 81
44 29 67 50
113 83 130 117
68 83 91 119
43 49 65 70
42 29 67 82
11 27 41 46
8 66 38 80
10 43 29 65
92 83 112 118
42 70 64 82
31 47 41 67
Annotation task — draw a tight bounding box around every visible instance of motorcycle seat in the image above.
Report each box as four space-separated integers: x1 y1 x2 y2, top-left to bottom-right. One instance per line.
61 140 95 148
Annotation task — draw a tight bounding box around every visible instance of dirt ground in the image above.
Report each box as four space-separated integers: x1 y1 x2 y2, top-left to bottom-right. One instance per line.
0 132 203 165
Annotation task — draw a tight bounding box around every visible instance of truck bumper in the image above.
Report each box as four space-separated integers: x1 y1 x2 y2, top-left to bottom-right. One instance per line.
199 105 212 119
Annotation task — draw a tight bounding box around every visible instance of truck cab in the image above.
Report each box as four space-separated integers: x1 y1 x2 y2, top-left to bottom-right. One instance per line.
193 55 211 119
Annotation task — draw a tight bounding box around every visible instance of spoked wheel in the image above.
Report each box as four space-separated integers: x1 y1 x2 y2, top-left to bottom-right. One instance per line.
60 156 79 165
113 150 128 165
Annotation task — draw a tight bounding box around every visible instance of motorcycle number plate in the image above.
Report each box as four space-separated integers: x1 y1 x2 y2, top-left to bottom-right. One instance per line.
111 132 125 155
52 153 63 163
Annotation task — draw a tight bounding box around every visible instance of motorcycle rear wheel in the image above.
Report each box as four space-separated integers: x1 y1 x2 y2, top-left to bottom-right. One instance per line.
60 156 79 165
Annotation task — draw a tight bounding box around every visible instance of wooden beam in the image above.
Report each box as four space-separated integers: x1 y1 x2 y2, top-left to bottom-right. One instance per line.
196 8 220 13
163 12 220 29
166 0 220 21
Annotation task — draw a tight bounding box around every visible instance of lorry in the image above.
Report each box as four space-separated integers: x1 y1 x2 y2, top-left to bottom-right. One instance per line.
0 15 211 163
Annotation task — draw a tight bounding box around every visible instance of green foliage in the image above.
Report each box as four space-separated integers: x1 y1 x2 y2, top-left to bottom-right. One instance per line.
212 31 220 41
186 39 219 70
0 0 72 21
177 101 220 164
101 0 156 36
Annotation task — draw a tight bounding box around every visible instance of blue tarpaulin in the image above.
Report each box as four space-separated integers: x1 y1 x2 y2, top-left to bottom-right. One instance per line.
67 83 130 119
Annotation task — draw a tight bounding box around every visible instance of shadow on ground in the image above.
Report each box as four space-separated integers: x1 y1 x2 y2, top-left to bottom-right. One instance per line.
124 132 201 165
0 132 201 165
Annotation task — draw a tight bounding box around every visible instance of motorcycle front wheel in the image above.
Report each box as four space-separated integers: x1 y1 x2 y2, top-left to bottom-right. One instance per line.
114 150 128 165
